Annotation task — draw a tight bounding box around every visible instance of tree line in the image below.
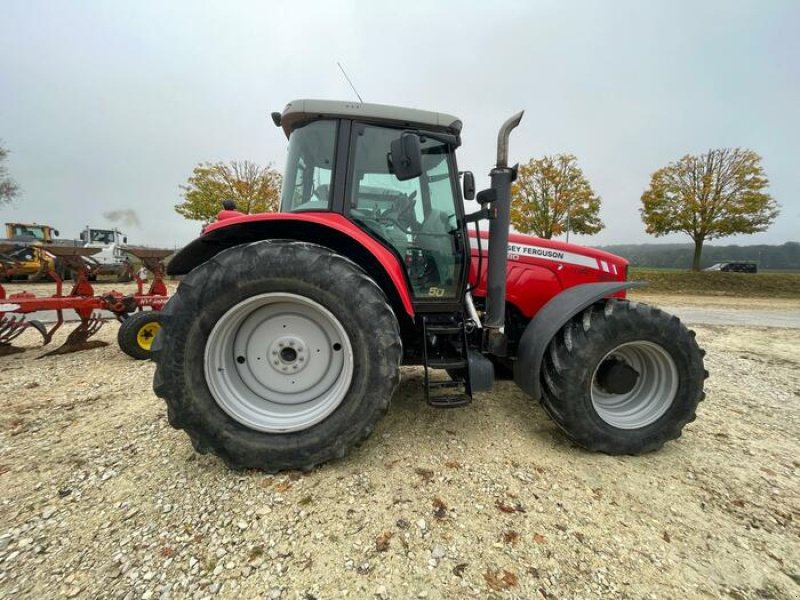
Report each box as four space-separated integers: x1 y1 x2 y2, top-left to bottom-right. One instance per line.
599 241 800 271
509 149 779 270
169 145 781 272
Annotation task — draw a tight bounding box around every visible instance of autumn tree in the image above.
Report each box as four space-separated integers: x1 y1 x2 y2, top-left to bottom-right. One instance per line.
1 141 20 206
175 161 282 222
510 154 603 239
640 148 778 271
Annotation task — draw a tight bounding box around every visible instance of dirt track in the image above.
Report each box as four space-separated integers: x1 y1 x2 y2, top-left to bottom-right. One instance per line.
0 301 799 599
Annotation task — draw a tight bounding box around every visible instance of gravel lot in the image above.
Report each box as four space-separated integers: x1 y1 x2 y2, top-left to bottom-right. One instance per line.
1 297 798 599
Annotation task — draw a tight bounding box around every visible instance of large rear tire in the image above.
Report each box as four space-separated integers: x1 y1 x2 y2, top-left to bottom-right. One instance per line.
151 241 402 472
540 299 706 454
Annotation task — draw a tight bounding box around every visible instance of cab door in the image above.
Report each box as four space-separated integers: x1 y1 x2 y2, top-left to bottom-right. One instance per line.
346 123 467 307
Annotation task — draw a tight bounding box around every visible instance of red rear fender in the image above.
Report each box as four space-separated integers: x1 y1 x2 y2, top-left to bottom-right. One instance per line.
169 212 414 318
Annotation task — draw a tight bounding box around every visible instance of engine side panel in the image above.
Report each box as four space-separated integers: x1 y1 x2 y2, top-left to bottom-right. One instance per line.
467 230 628 318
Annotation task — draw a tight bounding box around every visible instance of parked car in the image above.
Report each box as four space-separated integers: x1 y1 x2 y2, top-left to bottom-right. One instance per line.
704 262 758 273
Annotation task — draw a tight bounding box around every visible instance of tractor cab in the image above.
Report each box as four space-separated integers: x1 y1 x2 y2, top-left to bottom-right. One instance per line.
276 100 469 305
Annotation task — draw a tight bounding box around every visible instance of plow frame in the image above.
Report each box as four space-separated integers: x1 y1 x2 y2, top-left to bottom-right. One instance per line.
0 245 172 356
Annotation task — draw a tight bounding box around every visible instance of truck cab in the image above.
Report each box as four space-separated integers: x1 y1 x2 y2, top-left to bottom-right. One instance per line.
79 227 130 277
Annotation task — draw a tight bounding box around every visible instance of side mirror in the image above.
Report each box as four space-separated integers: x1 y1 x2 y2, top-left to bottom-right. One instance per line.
54 229 60 237
462 171 475 200
79 231 86 242
123 236 128 244
389 133 423 181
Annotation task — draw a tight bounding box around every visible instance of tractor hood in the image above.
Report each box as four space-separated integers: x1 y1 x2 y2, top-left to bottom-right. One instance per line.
469 229 628 277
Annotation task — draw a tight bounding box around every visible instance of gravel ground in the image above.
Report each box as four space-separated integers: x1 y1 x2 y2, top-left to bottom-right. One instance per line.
1 306 798 599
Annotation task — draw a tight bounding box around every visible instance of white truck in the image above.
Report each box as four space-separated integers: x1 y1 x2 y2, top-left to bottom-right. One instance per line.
79 226 132 281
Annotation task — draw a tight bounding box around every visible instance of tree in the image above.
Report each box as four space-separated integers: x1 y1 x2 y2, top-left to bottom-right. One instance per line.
175 161 282 222
640 148 779 271
1 141 20 206
510 154 603 239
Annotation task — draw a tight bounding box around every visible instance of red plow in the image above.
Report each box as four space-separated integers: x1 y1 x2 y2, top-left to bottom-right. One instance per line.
0 244 172 358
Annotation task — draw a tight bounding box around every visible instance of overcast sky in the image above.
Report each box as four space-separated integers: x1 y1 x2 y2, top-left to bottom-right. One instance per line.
1 0 798 249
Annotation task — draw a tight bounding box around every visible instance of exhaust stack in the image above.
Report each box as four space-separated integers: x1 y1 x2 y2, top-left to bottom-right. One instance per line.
484 110 524 354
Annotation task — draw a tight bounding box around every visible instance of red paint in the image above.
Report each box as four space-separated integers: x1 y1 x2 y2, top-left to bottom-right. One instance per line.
468 229 628 318
204 212 415 317
216 209 245 221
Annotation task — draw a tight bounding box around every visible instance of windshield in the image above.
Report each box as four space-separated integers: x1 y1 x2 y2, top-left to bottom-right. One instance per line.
90 230 115 243
12 225 45 240
280 120 337 212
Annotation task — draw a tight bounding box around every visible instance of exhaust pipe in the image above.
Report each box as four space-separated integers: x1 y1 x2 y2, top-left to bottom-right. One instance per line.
484 110 524 354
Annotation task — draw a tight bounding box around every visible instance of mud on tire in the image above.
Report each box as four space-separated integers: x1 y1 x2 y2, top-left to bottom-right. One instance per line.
151 241 402 472
540 299 707 454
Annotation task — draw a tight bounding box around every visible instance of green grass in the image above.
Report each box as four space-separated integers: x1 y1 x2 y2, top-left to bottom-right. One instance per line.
629 268 800 299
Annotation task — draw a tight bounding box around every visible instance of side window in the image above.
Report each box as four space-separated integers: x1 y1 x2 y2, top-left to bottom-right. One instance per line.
425 153 458 230
280 120 337 212
349 125 463 300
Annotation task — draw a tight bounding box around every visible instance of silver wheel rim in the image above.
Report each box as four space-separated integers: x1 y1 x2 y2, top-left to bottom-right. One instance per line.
590 341 678 429
204 293 354 433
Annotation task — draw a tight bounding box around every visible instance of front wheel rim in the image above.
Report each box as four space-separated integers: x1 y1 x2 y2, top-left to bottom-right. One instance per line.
591 341 678 430
204 293 354 433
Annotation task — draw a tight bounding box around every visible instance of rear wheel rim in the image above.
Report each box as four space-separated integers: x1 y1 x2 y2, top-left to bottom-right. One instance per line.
204 293 354 433
590 341 678 429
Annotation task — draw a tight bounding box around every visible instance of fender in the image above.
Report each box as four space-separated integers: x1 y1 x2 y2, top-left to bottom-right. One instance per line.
168 212 415 318
513 281 644 400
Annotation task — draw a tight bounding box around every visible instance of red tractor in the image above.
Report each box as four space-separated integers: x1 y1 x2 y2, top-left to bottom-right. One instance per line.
153 100 706 472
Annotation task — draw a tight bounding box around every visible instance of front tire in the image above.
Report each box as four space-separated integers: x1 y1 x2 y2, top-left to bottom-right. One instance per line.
540 299 706 454
152 241 402 472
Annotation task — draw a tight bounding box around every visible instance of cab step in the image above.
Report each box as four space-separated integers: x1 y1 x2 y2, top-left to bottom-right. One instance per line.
427 358 467 370
427 394 472 408
425 324 463 335
421 315 473 409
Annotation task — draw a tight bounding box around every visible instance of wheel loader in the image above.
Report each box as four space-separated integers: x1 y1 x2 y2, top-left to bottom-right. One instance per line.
153 99 706 472
0 222 60 281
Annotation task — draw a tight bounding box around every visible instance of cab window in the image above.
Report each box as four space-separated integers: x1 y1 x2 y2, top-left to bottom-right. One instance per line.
280 120 337 212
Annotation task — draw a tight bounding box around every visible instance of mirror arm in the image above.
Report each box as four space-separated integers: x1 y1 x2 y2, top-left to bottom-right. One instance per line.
464 207 495 224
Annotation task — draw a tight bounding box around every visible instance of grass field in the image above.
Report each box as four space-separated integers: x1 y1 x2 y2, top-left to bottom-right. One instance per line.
629 267 800 298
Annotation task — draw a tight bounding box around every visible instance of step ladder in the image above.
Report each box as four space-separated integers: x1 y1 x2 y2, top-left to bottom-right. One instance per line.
421 315 473 408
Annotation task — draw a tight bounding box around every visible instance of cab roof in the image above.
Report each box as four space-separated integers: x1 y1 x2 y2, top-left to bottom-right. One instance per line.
278 99 462 138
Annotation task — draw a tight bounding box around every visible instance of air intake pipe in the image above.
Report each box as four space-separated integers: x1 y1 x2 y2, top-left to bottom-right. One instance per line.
484 110 524 355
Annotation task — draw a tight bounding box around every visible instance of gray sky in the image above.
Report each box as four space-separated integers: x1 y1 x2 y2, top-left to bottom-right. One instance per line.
1 0 798 249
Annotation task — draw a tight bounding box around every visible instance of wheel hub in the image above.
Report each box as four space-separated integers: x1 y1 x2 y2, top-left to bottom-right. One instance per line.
595 357 639 395
268 335 308 374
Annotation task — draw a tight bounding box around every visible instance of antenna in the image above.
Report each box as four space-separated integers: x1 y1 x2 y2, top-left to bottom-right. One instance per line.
337 61 364 103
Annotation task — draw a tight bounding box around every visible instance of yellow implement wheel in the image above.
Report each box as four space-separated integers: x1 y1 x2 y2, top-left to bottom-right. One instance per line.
118 311 164 360
136 321 161 351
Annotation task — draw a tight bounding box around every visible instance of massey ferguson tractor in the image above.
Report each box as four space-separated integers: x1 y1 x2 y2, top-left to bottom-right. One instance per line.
152 99 706 472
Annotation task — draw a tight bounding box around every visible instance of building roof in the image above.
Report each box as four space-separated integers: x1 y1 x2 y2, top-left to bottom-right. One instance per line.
278 99 462 137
